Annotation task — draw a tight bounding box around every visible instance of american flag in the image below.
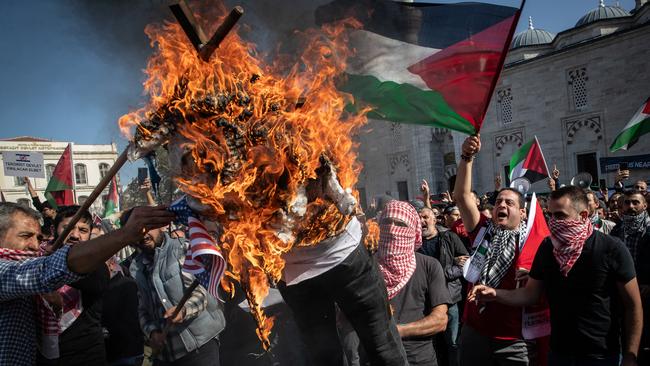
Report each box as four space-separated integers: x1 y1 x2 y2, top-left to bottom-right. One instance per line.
168 196 226 299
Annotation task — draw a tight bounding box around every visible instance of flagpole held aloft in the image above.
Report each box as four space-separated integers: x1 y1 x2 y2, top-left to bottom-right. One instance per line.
50 145 130 251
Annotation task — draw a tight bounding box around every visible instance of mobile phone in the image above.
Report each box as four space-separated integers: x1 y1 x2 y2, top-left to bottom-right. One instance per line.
138 168 148 185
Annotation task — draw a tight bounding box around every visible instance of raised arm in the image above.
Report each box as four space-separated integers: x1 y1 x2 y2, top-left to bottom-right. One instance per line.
397 303 448 338
23 177 44 212
66 206 174 274
453 135 481 232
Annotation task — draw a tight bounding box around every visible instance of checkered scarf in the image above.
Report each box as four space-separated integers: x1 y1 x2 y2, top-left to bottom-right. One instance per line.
377 201 422 299
0 247 81 359
479 221 526 288
621 211 650 265
549 217 593 276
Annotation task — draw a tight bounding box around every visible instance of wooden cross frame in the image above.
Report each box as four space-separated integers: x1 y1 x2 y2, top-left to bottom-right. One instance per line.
50 2 244 251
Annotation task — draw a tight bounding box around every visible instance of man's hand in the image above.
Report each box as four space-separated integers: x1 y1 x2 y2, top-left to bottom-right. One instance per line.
420 179 430 197
600 186 609 202
164 305 187 325
139 178 152 193
551 164 560 180
495 175 502 190
121 206 175 245
616 169 630 184
149 330 166 352
461 134 481 157
455 255 469 267
441 191 451 203
468 285 497 303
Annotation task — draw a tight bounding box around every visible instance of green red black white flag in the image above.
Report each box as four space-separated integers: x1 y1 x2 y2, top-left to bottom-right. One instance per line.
610 97 650 152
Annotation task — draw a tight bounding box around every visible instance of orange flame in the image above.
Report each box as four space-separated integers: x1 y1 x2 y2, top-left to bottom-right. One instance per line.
119 2 367 348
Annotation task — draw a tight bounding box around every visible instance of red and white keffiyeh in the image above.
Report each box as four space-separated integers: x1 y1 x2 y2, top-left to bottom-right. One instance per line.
377 201 422 299
0 247 81 359
549 217 593 276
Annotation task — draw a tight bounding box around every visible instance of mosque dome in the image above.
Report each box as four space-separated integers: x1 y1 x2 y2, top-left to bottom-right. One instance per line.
511 17 555 49
576 0 630 27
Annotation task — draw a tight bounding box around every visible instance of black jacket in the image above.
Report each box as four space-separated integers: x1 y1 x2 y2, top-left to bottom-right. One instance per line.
418 229 468 303
610 222 650 286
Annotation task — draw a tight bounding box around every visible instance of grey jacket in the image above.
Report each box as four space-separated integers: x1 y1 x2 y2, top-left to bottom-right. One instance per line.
131 234 225 355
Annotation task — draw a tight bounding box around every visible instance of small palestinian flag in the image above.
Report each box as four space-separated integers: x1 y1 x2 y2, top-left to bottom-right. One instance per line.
316 0 523 135
103 176 119 218
509 136 550 184
610 97 650 152
44 144 74 208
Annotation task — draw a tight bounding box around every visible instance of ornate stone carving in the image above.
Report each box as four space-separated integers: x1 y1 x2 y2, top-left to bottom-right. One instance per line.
494 130 523 157
388 152 410 175
564 115 602 144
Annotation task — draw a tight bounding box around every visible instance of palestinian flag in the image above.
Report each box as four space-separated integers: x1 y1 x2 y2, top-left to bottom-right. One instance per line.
316 0 523 135
519 193 550 269
509 136 549 184
103 176 119 218
44 144 74 209
610 97 650 152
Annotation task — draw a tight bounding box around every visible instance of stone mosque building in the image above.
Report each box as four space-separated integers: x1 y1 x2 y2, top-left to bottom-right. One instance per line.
355 0 650 208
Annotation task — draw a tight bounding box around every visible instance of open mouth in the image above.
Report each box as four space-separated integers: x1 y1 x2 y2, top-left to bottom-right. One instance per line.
497 212 508 219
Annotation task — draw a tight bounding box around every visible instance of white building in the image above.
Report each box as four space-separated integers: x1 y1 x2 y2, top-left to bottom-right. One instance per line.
356 0 650 206
0 136 119 214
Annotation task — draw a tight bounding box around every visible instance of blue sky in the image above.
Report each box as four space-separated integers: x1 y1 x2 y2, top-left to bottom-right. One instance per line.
0 0 637 182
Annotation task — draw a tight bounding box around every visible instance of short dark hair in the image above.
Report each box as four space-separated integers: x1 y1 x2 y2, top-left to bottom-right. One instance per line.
53 205 92 239
479 203 494 212
41 201 53 210
496 188 525 209
0 202 42 240
549 186 588 212
624 190 647 203
418 207 434 215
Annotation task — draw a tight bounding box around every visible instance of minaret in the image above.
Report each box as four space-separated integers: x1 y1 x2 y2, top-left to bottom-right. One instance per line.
528 16 534 30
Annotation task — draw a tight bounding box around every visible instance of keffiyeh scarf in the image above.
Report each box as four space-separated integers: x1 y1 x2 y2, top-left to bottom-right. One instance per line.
377 201 422 299
479 221 526 288
549 217 593 276
621 211 650 265
0 248 82 359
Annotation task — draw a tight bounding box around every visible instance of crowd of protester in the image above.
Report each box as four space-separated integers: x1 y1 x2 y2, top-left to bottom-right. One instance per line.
1 133 649 366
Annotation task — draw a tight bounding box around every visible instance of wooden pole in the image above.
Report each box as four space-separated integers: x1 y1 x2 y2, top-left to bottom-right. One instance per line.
50 146 130 251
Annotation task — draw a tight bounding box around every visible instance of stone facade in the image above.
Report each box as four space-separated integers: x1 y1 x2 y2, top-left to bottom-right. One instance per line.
0 137 119 214
356 3 650 204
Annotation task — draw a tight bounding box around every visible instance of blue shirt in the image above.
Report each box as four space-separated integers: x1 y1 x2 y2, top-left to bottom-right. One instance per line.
0 246 82 365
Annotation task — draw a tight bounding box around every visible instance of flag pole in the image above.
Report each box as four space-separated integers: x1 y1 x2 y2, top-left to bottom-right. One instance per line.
69 142 78 204
50 145 130 251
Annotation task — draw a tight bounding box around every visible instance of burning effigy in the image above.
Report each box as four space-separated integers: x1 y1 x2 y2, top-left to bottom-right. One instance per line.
118 1 374 348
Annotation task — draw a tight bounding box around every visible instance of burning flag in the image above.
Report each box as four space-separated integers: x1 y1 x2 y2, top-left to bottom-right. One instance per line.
508 136 550 185
169 196 226 300
44 144 74 209
610 97 650 152
316 0 523 135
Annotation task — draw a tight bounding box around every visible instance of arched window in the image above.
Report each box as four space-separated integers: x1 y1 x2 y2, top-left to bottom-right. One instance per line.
99 163 110 178
75 164 88 185
45 164 56 181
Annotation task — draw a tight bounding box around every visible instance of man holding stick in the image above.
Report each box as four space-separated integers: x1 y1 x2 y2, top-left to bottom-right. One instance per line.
124 209 225 366
0 202 174 366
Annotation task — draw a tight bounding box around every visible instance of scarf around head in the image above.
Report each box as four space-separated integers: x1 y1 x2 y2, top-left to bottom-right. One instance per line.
621 211 650 265
377 201 422 299
0 247 82 359
549 217 593 276
479 221 526 288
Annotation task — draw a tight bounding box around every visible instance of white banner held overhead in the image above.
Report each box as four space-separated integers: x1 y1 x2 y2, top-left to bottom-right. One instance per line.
2 151 45 178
